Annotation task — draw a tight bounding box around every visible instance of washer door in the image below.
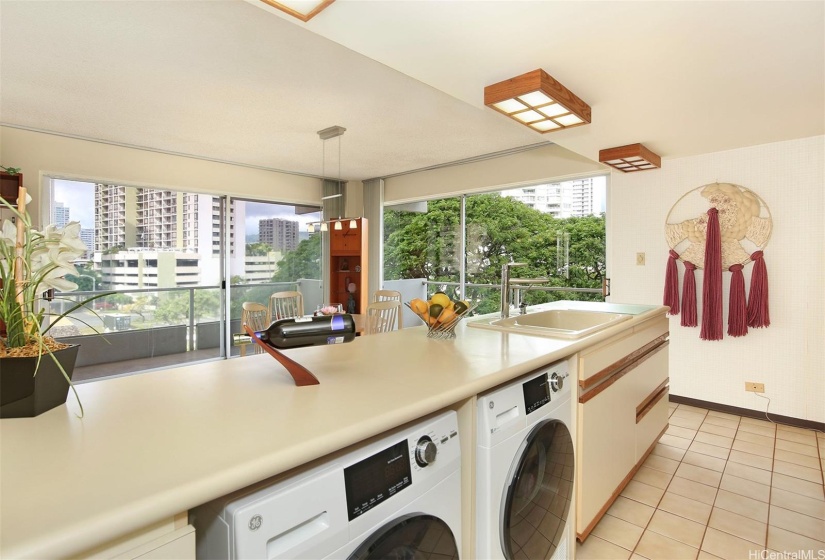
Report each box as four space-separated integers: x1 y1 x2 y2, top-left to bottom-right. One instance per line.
500 419 574 560
347 513 459 560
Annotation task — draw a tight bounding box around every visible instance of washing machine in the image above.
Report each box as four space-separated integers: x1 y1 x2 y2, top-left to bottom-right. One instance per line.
476 360 575 560
191 410 461 559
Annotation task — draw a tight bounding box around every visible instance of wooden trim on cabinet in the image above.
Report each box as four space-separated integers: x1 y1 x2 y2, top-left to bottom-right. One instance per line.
578 340 668 405
636 382 669 424
576 423 668 542
580 333 669 391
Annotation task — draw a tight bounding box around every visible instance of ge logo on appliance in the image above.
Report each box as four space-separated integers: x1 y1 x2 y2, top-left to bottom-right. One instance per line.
248 515 263 531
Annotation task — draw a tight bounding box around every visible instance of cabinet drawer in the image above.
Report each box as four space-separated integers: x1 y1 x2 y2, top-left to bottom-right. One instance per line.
624 344 668 412
636 391 669 460
579 316 668 384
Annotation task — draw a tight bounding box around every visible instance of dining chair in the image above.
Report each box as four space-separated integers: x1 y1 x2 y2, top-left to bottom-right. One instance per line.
269 291 304 321
365 300 402 335
371 290 403 329
240 302 270 356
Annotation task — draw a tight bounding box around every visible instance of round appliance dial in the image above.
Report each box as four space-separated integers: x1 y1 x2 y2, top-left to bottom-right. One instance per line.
415 436 438 467
550 372 566 392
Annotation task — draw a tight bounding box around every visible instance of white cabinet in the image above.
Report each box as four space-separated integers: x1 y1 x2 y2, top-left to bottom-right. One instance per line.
76 514 195 560
575 315 669 541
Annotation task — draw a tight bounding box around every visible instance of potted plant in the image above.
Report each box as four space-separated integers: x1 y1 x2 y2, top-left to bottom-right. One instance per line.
1 180 97 418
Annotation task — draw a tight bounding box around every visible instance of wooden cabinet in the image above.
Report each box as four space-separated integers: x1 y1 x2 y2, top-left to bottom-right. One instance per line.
328 218 368 315
575 315 669 542
0 172 22 204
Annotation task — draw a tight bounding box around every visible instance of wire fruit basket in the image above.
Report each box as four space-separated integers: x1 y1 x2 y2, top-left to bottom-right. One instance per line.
405 299 477 339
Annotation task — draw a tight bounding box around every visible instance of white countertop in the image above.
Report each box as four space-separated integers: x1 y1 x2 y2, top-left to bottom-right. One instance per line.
0 301 666 559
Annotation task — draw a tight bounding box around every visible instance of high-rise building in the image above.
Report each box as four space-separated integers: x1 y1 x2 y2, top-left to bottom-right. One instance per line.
258 218 299 253
53 201 70 227
502 178 597 218
80 228 95 259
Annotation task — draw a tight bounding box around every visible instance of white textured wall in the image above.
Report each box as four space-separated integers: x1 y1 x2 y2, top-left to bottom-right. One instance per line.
608 136 824 422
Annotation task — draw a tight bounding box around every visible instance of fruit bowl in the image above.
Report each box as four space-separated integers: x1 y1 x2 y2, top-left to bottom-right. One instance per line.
406 296 477 339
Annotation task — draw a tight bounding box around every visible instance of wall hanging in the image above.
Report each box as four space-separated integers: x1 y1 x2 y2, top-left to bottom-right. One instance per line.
663 183 772 340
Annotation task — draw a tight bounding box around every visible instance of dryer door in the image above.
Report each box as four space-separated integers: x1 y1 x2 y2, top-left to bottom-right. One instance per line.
347 513 459 560
500 419 574 560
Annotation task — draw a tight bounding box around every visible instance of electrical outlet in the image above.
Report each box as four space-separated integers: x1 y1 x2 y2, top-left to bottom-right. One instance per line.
636 252 646 266
745 382 765 393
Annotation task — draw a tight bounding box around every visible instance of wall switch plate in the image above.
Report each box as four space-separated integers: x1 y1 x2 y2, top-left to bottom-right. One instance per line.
636 252 645 266
745 382 765 393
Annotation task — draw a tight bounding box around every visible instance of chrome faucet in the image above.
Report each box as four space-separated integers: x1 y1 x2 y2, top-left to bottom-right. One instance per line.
500 263 550 319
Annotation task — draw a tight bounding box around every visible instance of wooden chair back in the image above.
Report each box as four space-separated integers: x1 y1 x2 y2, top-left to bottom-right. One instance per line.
269 291 304 321
240 302 270 356
365 300 402 335
371 290 403 329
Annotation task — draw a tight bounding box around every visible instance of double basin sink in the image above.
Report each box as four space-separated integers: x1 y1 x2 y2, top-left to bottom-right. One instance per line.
467 308 632 339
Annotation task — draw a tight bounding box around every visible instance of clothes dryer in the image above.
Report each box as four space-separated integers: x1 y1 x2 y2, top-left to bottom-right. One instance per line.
191 410 461 559
476 360 575 560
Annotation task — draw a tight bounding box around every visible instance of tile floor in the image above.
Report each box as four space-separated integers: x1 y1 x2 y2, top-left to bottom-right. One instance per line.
576 402 825 560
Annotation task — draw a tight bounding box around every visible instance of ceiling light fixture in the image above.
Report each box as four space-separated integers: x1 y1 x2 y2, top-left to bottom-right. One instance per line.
484 69 591 133
307 125 361 233
257 0 335 22
599 143 661 172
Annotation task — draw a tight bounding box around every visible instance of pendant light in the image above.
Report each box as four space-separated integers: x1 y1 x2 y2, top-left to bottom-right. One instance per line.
309 125 361 232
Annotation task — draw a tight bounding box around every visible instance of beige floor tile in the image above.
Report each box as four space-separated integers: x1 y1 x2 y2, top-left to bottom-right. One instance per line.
668 476 719 505
682 451 727 473
771 473 825 501
771 487 825 520
590 514 644 551
635 529 699 560
651 442 687 461
672 408 707 420
731 439 774 458
719 473 771 502
698 422 737 439
740 416 774 428
576 535 632 560
769 504 825 541
630 555 649 560
773 460 824 484
670 415 705 430
688 441 731 460
766 525 825 556
621 480 666 507
647 509 706 548
775 428 817 447
693 431 733 449
676 462 723 487
736 422 775 438
677 404 709 414
606 496 656 528
776 423 817 436
634 466 674 490
702 415 740 430
644 454 681 475
696 551 725 560
734 430 776 448
728 449 774 471
700 527 763 559
657 491 713 524
708 507 767 545
775 448 821 469
707 410 740 421
660 434 693 450
667 425 698 440
714 489 769 523
775 438 819 458
724 460 773 486
821 459 825 474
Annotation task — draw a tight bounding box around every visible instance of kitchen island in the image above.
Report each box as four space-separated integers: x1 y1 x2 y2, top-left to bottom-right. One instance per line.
0 301 667 559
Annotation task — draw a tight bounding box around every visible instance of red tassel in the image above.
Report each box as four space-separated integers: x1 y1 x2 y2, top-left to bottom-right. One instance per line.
747 251 770 328
727 264 748 337
701 208 723 340
663 249 680 315
681 261 698 327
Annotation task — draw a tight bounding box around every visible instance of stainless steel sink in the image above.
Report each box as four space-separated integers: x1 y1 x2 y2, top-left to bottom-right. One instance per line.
468 309 632 339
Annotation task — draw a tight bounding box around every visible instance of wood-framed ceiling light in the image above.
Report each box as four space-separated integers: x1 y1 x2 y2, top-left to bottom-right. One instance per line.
258 0 335 22
599 143 661 172
484 69 591 133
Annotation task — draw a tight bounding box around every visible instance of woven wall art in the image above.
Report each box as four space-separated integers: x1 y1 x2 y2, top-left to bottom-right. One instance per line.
663 183 772 340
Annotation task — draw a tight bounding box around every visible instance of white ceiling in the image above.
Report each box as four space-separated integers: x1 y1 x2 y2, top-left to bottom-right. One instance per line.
2 1 823 182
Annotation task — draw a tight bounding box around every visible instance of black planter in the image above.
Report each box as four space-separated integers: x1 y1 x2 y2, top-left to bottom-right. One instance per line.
0 345 79 418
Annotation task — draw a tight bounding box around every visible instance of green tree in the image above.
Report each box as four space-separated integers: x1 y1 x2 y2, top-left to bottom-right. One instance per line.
272 234 321 282
246 242 272 256
153 289 221 325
